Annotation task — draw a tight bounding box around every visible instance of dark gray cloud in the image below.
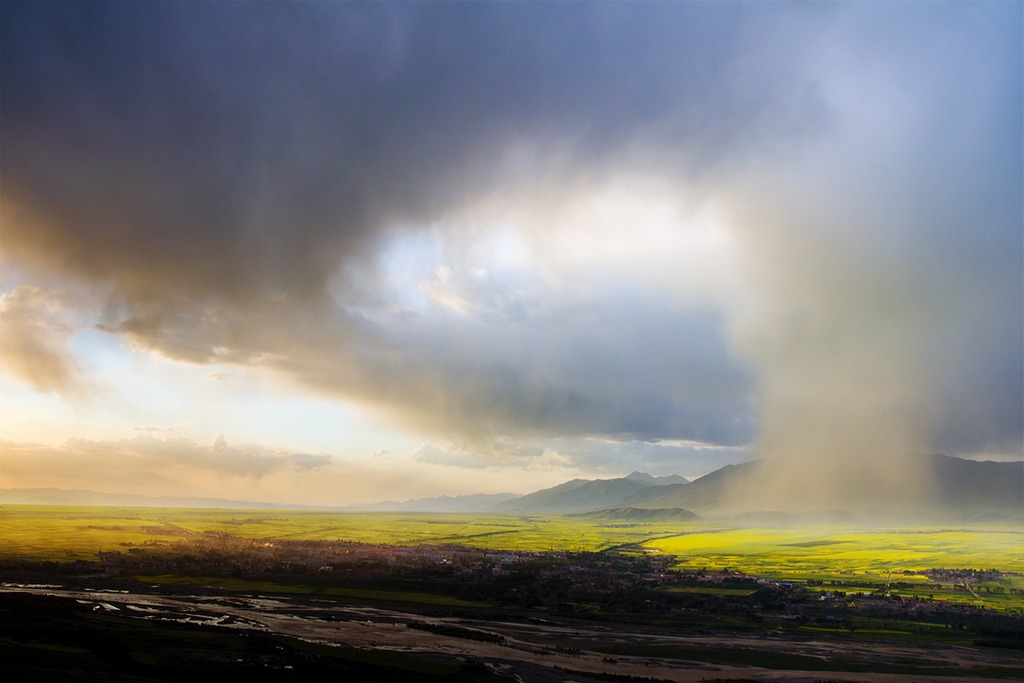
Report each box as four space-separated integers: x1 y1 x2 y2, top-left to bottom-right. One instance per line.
1 1 1020 469
1 2 775 303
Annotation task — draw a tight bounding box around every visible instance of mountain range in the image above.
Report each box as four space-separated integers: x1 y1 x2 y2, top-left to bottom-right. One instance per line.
2 455 1020 521
491 471 685 514
622 454 1023 522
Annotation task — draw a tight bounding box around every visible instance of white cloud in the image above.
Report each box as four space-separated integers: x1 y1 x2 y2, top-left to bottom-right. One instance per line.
0 286 95 401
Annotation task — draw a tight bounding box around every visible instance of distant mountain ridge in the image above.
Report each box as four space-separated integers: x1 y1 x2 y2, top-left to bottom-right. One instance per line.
491 472 686 514
928 453 1024 512
623 461 754 513
621 454 1024 521
623 471 688 485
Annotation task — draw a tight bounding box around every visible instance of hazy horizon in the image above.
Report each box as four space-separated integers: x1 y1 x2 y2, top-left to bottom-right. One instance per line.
1 2 1021 508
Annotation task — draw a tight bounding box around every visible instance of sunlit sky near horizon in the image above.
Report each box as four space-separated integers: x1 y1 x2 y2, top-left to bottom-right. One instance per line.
1 2 1021 506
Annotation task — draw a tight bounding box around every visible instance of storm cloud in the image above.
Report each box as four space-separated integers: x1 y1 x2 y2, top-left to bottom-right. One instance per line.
2 1 1020 490
2 2 769 302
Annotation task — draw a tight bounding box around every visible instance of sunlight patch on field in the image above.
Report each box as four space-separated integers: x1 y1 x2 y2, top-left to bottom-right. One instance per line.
645 527 1024 578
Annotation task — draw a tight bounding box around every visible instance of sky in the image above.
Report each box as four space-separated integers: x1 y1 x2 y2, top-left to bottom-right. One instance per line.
1 1 1021 507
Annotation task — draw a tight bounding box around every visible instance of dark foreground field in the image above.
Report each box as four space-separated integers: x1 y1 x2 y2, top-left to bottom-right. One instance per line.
2 576 1022 683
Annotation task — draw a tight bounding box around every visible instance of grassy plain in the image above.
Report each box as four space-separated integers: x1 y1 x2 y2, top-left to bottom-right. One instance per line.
0 505 692 560
2 505 1021 610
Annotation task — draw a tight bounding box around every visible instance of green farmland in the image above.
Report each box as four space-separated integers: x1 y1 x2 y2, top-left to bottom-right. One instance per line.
0 505 694 559
2 505 1021 610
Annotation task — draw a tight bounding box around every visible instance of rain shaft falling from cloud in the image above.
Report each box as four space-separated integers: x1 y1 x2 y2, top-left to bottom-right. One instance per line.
722 3 1023 513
